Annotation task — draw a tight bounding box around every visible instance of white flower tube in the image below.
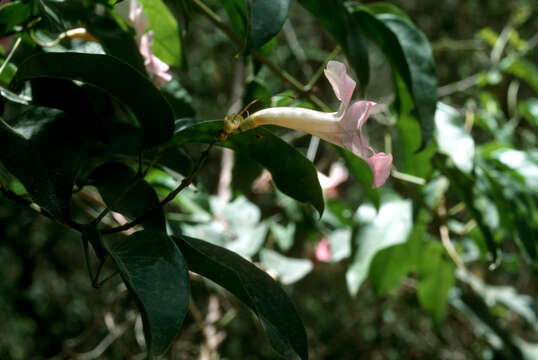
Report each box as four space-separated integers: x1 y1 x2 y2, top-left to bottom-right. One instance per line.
246 61 393 188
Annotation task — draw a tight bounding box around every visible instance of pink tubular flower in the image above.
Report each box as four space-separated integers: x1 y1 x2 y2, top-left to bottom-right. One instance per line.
315 237 331 262
247 61 393 188
116 0 171 88
139 31 172 88
318 162 349 198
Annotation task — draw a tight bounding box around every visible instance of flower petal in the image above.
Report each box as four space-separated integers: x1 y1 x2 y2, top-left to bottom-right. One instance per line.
315 238 332 262
324 61 356 116
366 153 393 188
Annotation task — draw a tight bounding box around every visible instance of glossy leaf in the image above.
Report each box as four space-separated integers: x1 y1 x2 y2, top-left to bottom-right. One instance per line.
109 230 190 357
346 195 412 296
89 162 165 232
245 0 290 54
0 108 84 220
12 52 174 147
173 121 324 215
174 235 308 360
352 9 437 147
138 0 182 67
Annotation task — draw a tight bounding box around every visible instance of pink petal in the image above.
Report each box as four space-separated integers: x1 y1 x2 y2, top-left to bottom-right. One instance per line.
366 153 393 188
129 0 148 35
324 61 356 116
139 32 152 59
315 238 331 262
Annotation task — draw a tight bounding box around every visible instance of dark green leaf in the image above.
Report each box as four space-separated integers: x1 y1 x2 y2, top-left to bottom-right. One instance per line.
160 78 195 118
245 0 290 54
89 162 165 232
0 1 34 37
13 52 174 147
87 13 147 74
138 0 182 67
352 9 437 148
174 235 308 360
417 241 454 324
38 0 87 31
173 120 324 215
0 108 84 219
109 230 190 357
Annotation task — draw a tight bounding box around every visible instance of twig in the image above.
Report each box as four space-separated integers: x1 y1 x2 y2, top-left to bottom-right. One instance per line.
0 37 22 76
191 0 332 112
101 142 216 234
437 73 481 97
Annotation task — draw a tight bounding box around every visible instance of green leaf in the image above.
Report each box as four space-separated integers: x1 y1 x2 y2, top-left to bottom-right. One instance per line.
334 146 380 208
297 0 370 89
13 52 174 147
364 2 411 20
435 102 475 174
369 224 422 296
160 78 195 118
89 162 166 232
259 249 313 285
174 235 308 360
245 0 290 54
519 98 538 129
352 9 437 147
0 1 34 37
0 108 84 220
138 0 182 67
217 0 246 37
417 242 454 324
109 230 190 357
38 0 87 31
346 194 413 295
501 54 538 93
87 13 147 74
173 120 324 215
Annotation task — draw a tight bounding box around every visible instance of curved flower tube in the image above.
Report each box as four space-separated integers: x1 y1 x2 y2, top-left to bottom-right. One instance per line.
245 61 393 188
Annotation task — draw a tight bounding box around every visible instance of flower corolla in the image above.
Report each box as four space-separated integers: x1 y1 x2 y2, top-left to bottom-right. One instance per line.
248 61 392 188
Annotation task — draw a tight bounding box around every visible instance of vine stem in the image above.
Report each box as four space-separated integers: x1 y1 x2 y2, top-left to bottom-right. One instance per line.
191 0 333 112
101 142 216 234
91 147 164 226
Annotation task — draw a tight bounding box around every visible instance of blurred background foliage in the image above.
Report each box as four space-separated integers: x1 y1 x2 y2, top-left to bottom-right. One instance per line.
1 0 538 359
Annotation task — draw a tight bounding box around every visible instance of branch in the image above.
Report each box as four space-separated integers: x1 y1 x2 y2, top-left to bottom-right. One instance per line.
101 142 216 234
